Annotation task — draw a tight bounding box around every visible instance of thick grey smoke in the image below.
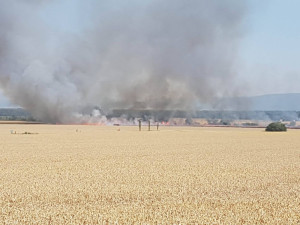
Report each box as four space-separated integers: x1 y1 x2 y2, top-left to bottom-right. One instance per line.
0 0 247 123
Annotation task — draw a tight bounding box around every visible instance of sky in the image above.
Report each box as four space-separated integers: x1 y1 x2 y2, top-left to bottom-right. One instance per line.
237 0 300 96
0 0 300 107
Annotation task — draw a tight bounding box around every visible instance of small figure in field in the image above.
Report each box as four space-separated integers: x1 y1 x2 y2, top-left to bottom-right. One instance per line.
148 120 151 131
157 122 159 131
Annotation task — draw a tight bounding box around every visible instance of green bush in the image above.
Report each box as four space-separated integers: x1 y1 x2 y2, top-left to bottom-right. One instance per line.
265 122 287 132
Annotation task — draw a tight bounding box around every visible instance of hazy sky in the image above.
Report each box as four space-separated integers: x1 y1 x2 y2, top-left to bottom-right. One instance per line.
0 0 300 107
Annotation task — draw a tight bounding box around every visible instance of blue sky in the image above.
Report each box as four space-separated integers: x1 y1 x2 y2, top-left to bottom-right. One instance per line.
1 0 300 106
237 0 300 95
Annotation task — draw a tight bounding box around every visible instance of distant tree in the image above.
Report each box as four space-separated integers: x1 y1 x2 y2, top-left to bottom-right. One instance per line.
10 115 17 121
185 117 193 125
220 120 231 126
242 122 258 127
265 122 287 132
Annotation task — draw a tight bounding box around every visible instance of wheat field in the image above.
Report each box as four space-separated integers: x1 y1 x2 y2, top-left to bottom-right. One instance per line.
0 125 299 224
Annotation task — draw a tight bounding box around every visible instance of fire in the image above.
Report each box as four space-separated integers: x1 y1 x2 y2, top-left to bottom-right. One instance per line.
161 121 170 126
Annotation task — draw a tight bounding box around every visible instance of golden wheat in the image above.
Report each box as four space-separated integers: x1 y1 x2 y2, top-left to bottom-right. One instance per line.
0 125 299 224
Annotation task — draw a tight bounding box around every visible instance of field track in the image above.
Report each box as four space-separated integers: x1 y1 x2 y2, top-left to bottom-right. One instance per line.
0 125 299 224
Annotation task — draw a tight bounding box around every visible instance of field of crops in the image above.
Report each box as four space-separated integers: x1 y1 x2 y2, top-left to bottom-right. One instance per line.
0 125 299 224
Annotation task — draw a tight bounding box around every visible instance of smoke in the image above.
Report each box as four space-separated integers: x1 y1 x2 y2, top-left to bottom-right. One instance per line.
0 0 247 123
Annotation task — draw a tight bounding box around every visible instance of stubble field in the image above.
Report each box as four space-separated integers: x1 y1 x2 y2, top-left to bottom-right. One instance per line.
0 125 299 224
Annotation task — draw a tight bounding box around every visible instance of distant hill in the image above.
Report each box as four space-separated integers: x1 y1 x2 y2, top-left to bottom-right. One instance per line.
249 93 300 111
213 93 300 111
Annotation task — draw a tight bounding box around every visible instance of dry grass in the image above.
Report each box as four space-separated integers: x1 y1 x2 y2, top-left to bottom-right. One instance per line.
0 125 299 224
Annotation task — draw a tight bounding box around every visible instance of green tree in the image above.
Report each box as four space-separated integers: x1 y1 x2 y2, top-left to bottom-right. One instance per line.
265 122 287 132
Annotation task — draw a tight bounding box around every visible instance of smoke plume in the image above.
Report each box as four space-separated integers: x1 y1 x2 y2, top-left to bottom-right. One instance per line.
0 0 247 123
